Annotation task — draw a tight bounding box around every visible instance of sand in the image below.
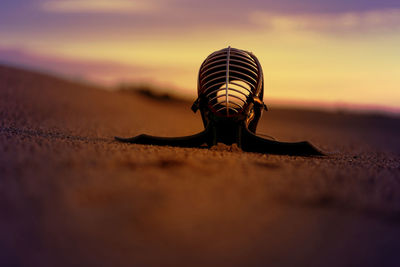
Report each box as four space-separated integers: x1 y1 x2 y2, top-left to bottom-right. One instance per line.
1 64 400 266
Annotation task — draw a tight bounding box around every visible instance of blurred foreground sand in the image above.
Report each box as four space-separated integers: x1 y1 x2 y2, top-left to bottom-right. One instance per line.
1 65 400 266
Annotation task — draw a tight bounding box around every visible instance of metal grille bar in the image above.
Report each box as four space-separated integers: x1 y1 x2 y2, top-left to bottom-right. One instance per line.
225 46 231 115
198 46 261 117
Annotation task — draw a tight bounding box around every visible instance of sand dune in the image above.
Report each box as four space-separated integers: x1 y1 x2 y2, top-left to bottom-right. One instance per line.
1 64 400 266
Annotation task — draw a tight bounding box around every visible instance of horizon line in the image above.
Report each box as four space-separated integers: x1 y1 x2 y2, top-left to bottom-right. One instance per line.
0 60 399 117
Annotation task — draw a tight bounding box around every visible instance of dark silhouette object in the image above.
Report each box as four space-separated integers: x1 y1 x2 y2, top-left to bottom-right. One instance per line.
115 47 323 156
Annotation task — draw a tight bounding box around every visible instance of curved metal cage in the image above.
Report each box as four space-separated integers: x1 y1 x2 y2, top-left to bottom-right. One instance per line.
198 46 263 117
116 46 324 156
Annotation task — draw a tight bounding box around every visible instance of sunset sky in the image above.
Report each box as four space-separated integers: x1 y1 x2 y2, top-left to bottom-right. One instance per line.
1 0 399 112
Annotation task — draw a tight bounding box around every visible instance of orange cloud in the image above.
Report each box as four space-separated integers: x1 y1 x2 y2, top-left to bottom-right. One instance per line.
41 0 158 14
250 8 400 32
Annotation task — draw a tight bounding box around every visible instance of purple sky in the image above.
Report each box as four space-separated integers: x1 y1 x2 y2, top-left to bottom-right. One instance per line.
2 0 400 34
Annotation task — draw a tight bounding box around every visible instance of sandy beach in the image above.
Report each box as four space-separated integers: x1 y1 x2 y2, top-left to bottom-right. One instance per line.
1 64 400 266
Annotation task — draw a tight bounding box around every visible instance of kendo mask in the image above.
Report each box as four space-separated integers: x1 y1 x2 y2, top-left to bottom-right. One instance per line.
116 46 323 156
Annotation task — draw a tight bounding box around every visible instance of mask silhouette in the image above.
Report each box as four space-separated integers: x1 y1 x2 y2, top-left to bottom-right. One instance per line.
116 47 323 156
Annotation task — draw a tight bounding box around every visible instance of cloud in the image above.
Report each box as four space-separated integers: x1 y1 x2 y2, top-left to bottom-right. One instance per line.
41 0 157 14
173 0 400 14
250 8 400 32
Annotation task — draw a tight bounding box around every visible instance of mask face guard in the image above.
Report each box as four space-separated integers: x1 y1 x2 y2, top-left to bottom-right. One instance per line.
115 47 324 156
